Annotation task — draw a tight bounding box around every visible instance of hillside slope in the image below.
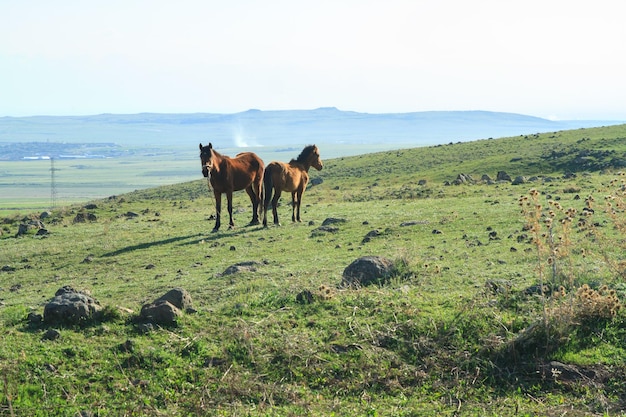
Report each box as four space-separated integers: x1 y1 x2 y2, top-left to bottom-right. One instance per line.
1 124 626 416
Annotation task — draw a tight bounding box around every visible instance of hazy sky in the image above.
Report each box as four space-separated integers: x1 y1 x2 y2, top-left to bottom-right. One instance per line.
2 0 625 119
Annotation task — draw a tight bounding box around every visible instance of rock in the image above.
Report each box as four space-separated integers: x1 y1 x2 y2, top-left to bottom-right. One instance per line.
321 217 347 226
139 300 182 325
221 261 262 276
27 312 43 325
496 171 511 181
453 173 474 185
311 226 339 235
41 329 61 341
155 288 193 311
43 286 102 324
362 229 382 243
296 289 315 304
512 176 527 185
139 288 193 326
342 256 395 287
16 220 45 236
73 212 97 223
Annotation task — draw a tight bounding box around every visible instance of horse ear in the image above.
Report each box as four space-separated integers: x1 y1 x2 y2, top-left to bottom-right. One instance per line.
208 142 213 149
199 143 203 151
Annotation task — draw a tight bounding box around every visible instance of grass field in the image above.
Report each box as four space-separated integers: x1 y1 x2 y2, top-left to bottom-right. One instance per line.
1 125 626 416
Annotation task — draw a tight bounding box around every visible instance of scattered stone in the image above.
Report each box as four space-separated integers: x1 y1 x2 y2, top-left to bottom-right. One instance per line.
139 300 181 325
221 261 262 276
485 279 512 295
400 220 429 227
138 322 155 334
311 225 339 235
496 171 512 182
296 289 315 304
539 361 603 383
27 312 43 325
118 339 135 353
362 229 382 243
81 254 94 264
73 212 97 223
321 217 347 226
43 286 103 325
1 265 16 272
155 288 193 311
342 256 395 287
139 288 193 326
17 220 45 236
453 173 474 185
512 176 527 185
41 329 61 341
84 203 98 209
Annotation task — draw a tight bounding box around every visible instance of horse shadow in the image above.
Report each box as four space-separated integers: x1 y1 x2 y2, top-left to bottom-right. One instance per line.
101 234 201 257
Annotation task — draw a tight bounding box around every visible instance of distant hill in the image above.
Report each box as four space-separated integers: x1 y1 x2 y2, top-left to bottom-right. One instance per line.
1 108 623 152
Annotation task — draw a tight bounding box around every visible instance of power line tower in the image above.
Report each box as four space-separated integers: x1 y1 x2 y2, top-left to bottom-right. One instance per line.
50 157 58 209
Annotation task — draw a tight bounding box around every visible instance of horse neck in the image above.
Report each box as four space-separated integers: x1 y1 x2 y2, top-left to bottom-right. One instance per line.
210 149 224 172
290 158 311 172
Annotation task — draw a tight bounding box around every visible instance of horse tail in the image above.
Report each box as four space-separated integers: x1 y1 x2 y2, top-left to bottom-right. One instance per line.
263 165 274 211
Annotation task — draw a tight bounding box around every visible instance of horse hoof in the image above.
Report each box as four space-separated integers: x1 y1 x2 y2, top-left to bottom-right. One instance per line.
211 228 219 233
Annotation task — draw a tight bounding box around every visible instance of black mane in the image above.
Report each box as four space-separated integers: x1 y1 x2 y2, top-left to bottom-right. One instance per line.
293 145 316 164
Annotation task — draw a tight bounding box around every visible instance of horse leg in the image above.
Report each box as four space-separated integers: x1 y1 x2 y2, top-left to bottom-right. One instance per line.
262 188 271 227
292 190 304 222
263 171 273 227
291 192 298 222
245 186 260 225
212 191 222 232
226 191 235 229
271 190 282 226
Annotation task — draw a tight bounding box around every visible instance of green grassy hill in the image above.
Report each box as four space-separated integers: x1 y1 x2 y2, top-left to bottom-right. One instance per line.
1 125 626 416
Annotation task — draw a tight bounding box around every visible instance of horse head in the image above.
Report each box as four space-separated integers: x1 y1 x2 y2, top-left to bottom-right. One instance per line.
199 142 214 177
309 145 323 171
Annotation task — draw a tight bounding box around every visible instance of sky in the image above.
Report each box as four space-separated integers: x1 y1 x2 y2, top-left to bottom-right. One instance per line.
2 0 625 120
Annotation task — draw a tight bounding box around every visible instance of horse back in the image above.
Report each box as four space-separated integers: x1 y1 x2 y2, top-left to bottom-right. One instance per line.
212 152 264 192
266 160 306 192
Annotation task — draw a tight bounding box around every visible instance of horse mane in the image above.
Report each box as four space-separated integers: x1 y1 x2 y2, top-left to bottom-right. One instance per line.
292 145 317 164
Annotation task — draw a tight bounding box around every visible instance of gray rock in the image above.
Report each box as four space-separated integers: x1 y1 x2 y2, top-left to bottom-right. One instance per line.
43 286 102 324
342 256 395 287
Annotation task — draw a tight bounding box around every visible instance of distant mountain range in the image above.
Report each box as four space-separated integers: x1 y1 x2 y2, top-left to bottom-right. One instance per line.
1 108 624 151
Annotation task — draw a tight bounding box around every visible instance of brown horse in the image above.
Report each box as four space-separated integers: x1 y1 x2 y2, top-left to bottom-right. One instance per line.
263 144 323 227
199 143 264 232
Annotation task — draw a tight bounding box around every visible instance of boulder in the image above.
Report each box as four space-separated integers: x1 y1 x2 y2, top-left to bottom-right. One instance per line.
43 286 102 324
155 288 193 311
139 288 193 325
140 300 182 325
496 171 512 182
342 256 395 287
